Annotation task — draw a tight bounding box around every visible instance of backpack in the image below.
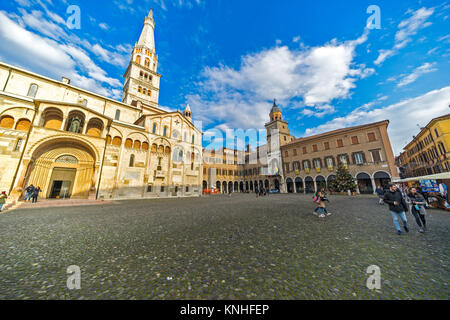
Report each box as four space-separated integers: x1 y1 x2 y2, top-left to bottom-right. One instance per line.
313 194 321 204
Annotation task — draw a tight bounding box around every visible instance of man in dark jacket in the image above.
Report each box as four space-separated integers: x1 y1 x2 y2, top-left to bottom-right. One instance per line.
384 183 409 235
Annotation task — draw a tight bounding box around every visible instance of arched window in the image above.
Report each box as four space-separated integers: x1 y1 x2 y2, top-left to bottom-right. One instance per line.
86 118 103 137
152 123 157 134
106 135 112 145
125 138 133 148
55 155 78 164
129 154 135 167
147 90 151 96
15 118 31 131
133 140 141 150
192 134 195 144
163 126 168 137
142 142 149 150
144 73 148 80
41 108 63 130
136 55 141 64
143 88 147 95
138 86 142 93
145 58 150 67
27 84 38 98
65 110 85 134
115 109 120 121
0 115 14 128
172 148 183 162
112 136 122 146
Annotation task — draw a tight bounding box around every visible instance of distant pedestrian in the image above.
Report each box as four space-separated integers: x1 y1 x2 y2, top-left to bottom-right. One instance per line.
383 183 409 235
0 191 7 212
313 189 331 218
375 185 385 205
32 186 41 203
24 184 34 201
255 187 259 197
408 188 428 233
228 188 232 197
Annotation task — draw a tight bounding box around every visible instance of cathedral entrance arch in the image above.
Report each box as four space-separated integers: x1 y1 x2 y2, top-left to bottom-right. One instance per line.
24 138 97 199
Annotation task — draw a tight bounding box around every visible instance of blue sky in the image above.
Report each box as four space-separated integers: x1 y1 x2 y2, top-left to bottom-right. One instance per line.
0 0 449 155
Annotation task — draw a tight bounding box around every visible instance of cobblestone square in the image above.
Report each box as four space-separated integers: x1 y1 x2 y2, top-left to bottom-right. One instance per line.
0 194 448 299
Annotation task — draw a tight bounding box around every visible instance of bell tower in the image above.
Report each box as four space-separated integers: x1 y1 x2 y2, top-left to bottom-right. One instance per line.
122 9 162 109
265 99 292 152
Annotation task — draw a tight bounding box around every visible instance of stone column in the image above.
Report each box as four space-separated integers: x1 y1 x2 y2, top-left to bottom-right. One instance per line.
313 180 317 193
371 177 377 195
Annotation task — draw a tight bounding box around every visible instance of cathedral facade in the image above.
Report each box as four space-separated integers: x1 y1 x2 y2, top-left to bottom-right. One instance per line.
0 10 203 202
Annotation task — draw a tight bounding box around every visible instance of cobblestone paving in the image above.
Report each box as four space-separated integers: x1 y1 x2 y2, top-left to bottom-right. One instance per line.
0 194 448 299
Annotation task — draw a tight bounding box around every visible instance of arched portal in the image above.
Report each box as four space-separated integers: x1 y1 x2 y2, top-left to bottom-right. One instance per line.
250 181 253 191
274 179 280 191
305 176 314 193
228 181 233 193
24 138 97 199
286 178 294 193
202 180 207 190
234 181 238 192
295 177 303 193
245 181 249 191
240 181 244 192
374 171 391 189
264 179 269 190
222 181 227 193
327 175 336 190
316 175 326 191
357 172 373 194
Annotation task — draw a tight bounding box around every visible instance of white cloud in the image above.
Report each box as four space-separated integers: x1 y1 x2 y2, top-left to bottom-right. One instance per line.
397 62 437 87
99 22 109 30
375 7 434 65
0 10 122 100
188 30 372 130
304 87 450 154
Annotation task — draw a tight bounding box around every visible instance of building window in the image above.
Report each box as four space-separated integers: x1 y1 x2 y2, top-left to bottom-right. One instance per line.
115 109 120 121
285 163 290 173
312 144 318 152
368 132 376 142
136 55 141 64
303 160 310 169
129 154 135 167
293 149 297 156
285 150 289 157
27 84 38 98
152 123 157 134
313 158 321 169
370 149 382 162
337 139 344 147
14 138 23 151
324 142 330 150
326 157 333 168
434 128 439 137
147 185 152 192
354 152 364 165
186 186 189 192
302 147 307 154
160 186 165 192
192 134 195 144
351 136 359 145
163 126 168 137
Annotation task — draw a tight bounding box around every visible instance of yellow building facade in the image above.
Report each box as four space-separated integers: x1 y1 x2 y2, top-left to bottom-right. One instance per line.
0 10 202 202
397 114 450 178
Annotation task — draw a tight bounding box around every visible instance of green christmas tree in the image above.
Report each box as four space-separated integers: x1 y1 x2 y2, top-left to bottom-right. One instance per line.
329 165 357 192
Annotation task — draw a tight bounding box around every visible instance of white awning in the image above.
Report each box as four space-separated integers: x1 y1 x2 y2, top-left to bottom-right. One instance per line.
392 172 450 183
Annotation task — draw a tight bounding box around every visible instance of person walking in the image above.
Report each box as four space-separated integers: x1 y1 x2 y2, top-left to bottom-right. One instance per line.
313 189 331 218
0 191 7 212
24 184 34 201
228 187 232 197
255 187 259 198
408 188 428 233
384 183 409 235
375 185 385 205
32 186 41 203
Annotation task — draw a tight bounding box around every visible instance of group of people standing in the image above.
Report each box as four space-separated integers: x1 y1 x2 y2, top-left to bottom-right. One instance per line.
383 183 428 234
24 184 41 203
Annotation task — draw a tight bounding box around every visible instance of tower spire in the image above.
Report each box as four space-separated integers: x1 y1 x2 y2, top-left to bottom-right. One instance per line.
138 8 155 50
